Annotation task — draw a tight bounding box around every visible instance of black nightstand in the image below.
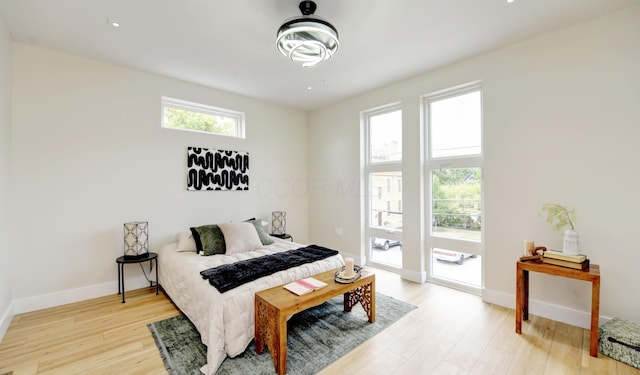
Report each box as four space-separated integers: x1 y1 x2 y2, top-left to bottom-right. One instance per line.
271 233 293 242
116 252 158 303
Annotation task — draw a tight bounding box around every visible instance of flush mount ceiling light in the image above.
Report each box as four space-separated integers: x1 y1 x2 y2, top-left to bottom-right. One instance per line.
276 0 339 67
107 18 120 28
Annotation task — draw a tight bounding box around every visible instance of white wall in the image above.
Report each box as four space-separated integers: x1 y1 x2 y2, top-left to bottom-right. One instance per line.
308 4 640 326
0 14 13 338
10 43 309 312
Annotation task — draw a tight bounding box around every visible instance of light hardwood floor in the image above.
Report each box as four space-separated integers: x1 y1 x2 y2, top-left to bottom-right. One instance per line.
0 268 638 374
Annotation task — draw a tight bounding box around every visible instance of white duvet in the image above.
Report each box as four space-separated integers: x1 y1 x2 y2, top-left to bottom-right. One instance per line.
157 238 345 374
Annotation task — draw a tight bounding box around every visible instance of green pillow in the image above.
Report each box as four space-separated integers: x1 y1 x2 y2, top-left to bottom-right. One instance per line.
190 225 226 256
245 218 275 245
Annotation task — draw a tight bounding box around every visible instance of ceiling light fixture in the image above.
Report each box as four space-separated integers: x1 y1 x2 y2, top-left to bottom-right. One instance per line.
107 18 120 28
276 1 339 67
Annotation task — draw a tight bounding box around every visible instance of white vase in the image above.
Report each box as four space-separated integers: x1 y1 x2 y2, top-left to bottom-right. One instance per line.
562 228 579 255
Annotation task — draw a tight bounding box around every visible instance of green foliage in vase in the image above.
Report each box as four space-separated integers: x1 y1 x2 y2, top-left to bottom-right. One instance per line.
539 203 576 232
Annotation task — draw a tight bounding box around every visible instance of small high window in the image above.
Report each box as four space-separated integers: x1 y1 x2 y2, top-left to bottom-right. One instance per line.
161 97 245 138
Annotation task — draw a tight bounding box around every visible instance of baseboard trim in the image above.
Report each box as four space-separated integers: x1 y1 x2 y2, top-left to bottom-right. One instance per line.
0 301 14 343
13 275 151 315
482 288 612 329
401 268 427 284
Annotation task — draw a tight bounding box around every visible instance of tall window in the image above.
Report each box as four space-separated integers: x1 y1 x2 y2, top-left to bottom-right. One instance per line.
424 82 483 293
363 105 403 268
161 96 245 138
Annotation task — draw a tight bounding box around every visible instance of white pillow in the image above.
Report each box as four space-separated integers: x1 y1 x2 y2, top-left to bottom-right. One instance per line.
176 230 197 252
218 222 262 255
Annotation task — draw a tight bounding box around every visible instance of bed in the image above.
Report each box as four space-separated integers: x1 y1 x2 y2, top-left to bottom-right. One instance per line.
157 222 345 375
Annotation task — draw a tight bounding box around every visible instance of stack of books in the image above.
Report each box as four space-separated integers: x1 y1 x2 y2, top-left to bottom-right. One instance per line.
542 250 589 270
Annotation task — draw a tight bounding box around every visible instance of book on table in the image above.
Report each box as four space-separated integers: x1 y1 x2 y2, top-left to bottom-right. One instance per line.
541 257 590 270
543 250 586 263
284 277 328 296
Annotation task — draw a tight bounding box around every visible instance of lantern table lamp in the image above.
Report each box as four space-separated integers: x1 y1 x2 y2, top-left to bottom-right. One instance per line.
123 221 148 259
271 211 286 235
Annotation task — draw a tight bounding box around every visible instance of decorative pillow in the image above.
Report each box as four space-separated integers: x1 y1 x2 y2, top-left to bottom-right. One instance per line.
190 225 226 256
218 222 262 255
245 218 275 245
176 231 197 252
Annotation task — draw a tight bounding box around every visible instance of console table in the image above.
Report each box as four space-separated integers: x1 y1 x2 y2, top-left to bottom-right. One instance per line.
515 260 600 357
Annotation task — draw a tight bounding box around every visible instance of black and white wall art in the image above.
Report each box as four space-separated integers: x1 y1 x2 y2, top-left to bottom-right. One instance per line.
187 147 249 191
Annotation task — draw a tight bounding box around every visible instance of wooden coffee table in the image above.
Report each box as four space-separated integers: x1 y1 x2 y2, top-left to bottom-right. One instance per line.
254 269 376 375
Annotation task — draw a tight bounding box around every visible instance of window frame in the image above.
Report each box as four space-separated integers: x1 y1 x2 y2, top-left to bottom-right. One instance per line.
362 102 403 270
422 81 484 293
161 96 246 138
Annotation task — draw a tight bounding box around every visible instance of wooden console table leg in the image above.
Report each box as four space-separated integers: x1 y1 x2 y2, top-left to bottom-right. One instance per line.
523 269 529 321
590 277 600 357
516 264 523 333
516 266 530 334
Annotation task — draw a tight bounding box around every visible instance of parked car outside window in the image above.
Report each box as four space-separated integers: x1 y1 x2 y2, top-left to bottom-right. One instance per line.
372 238 401 250
433 249 475 265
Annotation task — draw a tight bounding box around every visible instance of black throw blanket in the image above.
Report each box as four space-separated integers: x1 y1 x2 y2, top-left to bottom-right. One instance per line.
200 245 339 293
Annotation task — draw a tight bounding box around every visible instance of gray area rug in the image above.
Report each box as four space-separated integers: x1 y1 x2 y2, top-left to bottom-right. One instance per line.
148 293 416 375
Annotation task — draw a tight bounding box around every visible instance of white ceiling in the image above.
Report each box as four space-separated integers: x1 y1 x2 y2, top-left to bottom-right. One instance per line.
0 0 637 110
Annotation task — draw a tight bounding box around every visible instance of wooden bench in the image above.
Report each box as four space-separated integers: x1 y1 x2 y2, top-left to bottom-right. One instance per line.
255 269 376 375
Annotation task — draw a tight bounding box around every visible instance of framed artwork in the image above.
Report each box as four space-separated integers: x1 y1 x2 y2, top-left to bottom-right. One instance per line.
187 147 249 191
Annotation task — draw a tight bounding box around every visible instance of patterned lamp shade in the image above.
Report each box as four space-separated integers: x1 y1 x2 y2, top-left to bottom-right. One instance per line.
124 221 148 259
271 211 286 235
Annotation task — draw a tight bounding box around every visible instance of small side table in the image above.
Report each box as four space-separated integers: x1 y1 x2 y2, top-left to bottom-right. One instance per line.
116 252 158 303
515 260 600 357
271 233 293 242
